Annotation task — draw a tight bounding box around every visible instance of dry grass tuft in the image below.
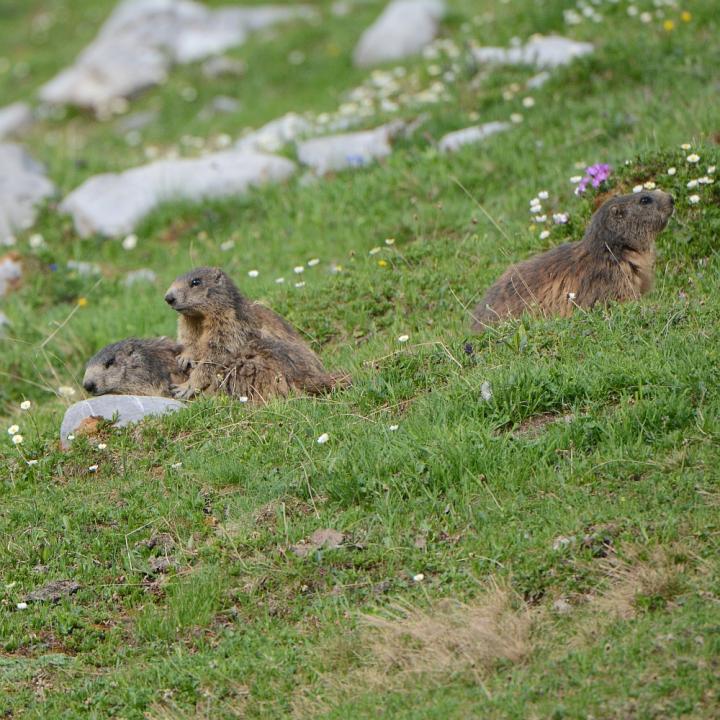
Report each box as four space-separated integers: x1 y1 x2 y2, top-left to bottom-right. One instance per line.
293 583 532 716
360 588 531 679
592 545 689 621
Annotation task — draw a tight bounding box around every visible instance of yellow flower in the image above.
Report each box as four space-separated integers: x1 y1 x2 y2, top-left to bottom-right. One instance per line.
378 259 388 267
663 19 675 31
77 297 88 307
681 11 692 22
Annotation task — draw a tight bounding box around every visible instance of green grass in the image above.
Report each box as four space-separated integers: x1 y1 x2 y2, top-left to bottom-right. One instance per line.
1 0 720 717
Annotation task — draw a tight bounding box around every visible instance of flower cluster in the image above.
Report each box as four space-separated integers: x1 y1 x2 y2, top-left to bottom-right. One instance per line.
564 0 690 29
528 191 571 240
628 145 715 206
573 163 612 195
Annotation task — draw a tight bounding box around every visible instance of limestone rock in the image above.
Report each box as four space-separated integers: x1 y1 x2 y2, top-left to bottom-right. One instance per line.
236 112 313 153
0 102 34 139
0 253 22 298
60 150 296 237
61 395 185 448
472 35 594 70
0 144 55 245
439 121 511 153
39 0 316 111
353 0 445 67
296 122 403 175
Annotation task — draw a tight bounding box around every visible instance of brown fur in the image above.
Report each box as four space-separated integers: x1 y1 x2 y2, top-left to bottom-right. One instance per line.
164 266 347 401
83 337 187 397
471 190 674 332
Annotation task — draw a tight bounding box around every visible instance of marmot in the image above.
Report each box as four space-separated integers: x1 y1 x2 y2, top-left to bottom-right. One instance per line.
83 337 187 397
163 266 346 400
82 335 337 403
471 190 674 332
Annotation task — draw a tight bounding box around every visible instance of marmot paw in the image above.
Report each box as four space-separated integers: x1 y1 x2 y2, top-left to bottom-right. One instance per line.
177 354 195 372
171 383 198 400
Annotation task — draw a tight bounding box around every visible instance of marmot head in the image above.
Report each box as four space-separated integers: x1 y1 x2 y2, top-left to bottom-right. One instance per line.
585 190 674 253
164 266 243 317
83 337 182 396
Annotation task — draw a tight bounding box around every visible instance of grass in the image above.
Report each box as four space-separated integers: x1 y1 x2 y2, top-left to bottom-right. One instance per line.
1 0 720 717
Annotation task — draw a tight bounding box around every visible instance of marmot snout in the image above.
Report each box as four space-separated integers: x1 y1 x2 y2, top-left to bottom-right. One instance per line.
83 337 186 397
471 190 674 332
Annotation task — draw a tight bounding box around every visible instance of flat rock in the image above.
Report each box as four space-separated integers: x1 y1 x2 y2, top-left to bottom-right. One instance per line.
116 109 159 133
39 0 316 111
0 102 34 139
472 35 594 70
0 144 55 245
25 580 80 604
202 55 247 79
60 150 296 237
236 112 313 153
0 253 22 298
353 0 445 67
439 121 511 153
297 122 403 175
61 395 184 448
124 268 158 286
291 528 345 557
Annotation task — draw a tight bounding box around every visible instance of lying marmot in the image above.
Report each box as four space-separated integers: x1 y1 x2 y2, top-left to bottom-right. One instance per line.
83 337 187 397
471 190 674 332
164 266 346 400
82 334 341 403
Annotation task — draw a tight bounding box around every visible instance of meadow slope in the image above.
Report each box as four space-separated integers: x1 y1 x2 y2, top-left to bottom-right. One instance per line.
1 0 719 717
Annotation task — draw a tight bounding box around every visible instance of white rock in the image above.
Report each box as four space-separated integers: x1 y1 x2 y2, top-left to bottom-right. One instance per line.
527 71 551 89
353 0 445 67
201 55 247 79
60 150 296 237
67 260 101 276
235 112 313 153
60 395 184 449
438 121 511 153
0 144 55 245
0 102 34 139
297 122 403 175
123 268 158 286
472 35 594 70
39 0 316 111
0 254 22 298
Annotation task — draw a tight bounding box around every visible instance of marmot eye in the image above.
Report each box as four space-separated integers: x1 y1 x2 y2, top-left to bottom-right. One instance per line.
639 196 653 205
104 357 115 369
190 278 202 287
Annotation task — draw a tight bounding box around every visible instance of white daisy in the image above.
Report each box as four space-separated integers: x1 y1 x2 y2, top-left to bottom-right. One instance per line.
20 401 31 410
317 433 329 444
540 230 550 240
122 234 137 250
398 335 410 343
247 270 259 278
686 153 700 163
293 265 305 274
7 425 19 435
12 434 23 445
688 195 700 204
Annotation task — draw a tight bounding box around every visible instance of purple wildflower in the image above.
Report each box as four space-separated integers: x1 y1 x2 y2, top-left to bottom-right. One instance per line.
575 163 611 195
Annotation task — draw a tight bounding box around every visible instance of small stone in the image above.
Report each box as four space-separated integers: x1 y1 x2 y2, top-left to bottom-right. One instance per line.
123 268 157 286
353 0 446 67
24 580 80 603
0 102 34 139
439 121 511 153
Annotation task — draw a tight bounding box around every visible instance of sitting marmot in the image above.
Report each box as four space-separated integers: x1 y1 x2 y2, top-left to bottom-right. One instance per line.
83 337 187 397
164 266 346 400
471 190 674 332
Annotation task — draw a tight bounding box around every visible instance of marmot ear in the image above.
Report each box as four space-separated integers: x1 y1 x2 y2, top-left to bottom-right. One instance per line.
611 205 626 219
214 269 223 282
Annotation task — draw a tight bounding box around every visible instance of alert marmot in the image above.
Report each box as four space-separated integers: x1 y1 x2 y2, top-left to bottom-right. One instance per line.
163 266 346 401
471 190 674 332
83 337 187 397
